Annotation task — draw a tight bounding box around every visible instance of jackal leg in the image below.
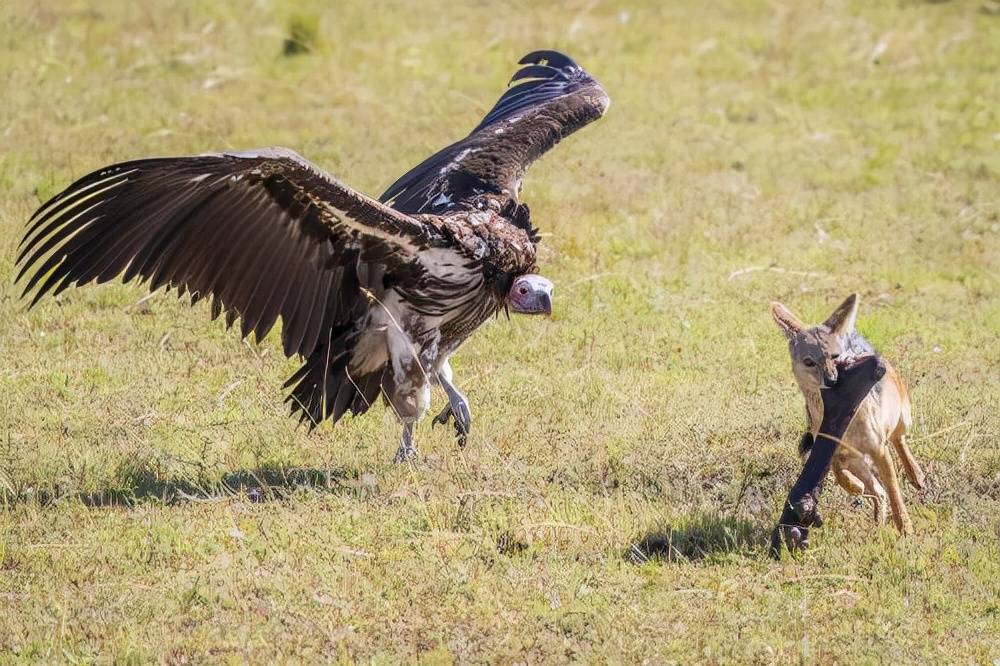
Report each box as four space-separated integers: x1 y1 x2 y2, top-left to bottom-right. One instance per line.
874 445 913 534
890 425 925 490
833 463 866 496
837 458 888 526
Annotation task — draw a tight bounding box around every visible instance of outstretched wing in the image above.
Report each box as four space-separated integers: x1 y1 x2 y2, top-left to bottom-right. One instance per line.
16 147 449 359
380 50 610 214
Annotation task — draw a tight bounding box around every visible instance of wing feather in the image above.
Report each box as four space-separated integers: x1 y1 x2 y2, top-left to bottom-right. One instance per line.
16 148 456 359
380 50 609 213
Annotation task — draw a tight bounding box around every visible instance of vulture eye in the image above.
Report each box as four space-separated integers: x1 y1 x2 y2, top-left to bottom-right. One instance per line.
802 358 816 368
476 199 486 210
518 286 528 295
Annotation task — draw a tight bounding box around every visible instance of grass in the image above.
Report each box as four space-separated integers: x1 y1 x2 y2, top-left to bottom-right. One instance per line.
1 0 998 662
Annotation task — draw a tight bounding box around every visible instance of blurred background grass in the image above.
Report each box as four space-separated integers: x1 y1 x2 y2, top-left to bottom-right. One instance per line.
0 0 998 662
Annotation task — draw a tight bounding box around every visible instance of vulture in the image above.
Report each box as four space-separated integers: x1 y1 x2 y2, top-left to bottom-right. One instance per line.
15 50 609 462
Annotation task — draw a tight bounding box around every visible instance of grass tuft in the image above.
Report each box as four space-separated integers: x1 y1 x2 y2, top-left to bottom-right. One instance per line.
282 13 321 57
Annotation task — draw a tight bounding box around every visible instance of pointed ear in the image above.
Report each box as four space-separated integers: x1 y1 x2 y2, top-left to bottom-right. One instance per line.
824 293 859 336
770 302 806 339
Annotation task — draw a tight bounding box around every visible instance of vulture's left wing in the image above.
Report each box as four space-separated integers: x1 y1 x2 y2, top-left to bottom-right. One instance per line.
380 50 609 214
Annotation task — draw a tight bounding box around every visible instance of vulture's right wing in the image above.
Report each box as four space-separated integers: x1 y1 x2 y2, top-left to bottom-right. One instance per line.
16 147 450 359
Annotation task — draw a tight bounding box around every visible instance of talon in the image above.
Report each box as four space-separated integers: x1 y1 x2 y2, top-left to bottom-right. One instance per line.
432 406 452 428
395 423 418 463
393 447 419 463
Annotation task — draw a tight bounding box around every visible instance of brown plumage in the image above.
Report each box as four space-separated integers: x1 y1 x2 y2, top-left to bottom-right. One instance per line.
382 50 609 214
15 50 609 461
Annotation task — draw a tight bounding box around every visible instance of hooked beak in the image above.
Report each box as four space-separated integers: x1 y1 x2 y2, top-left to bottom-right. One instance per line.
507 274 554 316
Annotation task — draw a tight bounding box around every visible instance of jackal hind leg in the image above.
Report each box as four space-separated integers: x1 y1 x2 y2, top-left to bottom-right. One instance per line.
890 425 925 490
838 457 888 526
833 462 865 496
874 445 913 534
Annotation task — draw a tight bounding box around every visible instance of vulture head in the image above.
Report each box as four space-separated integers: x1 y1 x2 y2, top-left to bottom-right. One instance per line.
507 274 553 315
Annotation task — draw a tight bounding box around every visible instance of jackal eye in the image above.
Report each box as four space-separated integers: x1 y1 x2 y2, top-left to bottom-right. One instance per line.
803 358 817 368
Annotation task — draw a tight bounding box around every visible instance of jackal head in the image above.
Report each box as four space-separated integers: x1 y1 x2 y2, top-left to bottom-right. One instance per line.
770 293 860 391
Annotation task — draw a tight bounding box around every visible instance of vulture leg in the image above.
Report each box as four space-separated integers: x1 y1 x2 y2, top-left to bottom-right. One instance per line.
394 423 418 463
384 325 431 463
431 359 471 448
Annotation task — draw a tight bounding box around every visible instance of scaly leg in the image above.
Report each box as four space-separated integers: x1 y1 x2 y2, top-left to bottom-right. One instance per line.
384 327 430 463
393 422 418 463
431 360 471 447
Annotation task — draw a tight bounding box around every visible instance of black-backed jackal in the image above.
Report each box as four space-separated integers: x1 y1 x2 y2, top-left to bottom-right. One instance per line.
770 294 925 533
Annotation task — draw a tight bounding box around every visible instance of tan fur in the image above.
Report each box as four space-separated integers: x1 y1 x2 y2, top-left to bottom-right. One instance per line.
771 294 925 534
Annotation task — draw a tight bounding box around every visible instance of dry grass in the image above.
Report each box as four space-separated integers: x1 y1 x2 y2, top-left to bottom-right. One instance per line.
1 0 999 662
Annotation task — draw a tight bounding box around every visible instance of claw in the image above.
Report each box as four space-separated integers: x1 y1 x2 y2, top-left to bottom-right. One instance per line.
432 405 452 428
393 446 419 463
394 423 418 463
435 367 472 449
432 404 470 447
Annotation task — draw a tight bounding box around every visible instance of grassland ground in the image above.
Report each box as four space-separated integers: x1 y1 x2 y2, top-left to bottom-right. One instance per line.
1 0 998 662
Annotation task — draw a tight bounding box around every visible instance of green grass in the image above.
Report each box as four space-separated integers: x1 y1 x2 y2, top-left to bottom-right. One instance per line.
1 0 999 662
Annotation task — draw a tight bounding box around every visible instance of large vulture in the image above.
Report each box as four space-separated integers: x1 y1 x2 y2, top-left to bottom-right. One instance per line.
16 50 609 462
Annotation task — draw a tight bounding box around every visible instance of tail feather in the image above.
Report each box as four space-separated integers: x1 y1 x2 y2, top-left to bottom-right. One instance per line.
284 339 384 429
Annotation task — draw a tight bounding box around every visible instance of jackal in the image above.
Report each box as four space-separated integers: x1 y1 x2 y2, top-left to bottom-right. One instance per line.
770 294 925 533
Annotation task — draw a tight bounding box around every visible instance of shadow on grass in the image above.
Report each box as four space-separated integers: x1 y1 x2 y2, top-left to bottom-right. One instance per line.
625 512 768 564
1 465 375 508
